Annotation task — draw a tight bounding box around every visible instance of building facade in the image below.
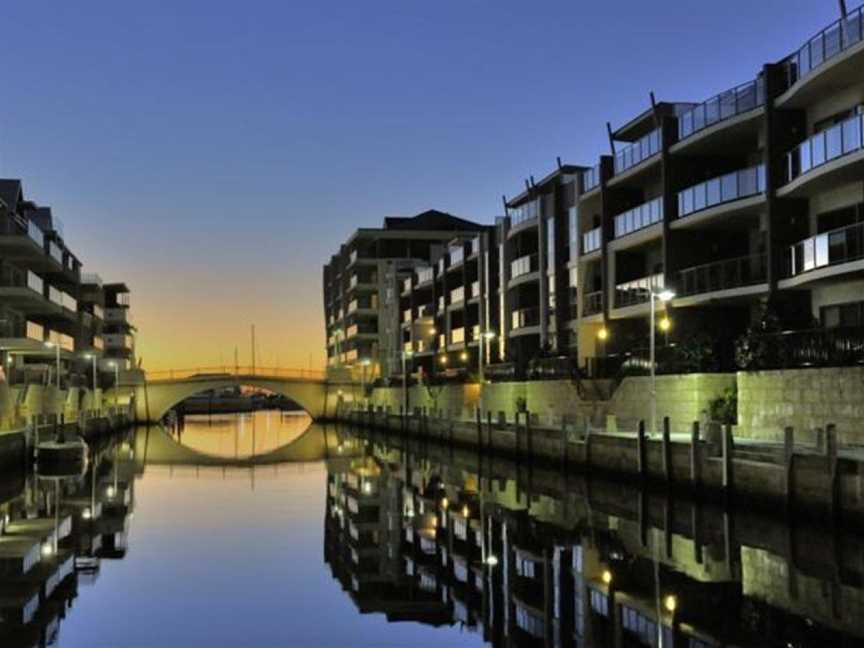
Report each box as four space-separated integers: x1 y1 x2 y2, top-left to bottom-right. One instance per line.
323 210 490 380
0 178 136 391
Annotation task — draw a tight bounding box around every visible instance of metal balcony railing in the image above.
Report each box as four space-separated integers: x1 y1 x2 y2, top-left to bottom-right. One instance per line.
787 222 864 277
583 291 603 316
678 77 765 141
785 112 864 183
677 254 767 297
614 273 665 308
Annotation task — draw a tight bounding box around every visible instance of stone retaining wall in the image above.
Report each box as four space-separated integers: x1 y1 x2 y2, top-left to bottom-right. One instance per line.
737 367 864 443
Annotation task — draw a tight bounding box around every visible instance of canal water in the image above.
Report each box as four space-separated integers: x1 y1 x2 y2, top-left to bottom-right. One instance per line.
3 411 864 646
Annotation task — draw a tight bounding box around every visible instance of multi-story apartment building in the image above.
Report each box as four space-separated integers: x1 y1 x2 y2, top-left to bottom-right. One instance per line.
323 210 490 379
0 177 137 388
103 282 136 371
568 6 864 372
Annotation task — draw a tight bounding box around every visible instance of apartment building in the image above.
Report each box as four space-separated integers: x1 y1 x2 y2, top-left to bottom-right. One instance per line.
565 5 864 371
103 282 136 371
0 178 135 387
323 210 489 379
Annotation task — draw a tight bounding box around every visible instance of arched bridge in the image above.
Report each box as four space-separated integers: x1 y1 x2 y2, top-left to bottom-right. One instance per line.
133 366 356 423
134 424 362 467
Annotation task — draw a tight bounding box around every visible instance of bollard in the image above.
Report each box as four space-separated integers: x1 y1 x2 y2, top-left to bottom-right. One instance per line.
662 416 672 482
690 421 701 486
637 420 646 478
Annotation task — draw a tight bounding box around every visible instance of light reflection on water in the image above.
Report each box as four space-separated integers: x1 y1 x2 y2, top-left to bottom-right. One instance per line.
167 410 313 460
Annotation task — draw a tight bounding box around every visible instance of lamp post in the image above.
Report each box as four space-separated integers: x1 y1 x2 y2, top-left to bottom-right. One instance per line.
401 350 413 413
44 341 60 388
649 289 676 436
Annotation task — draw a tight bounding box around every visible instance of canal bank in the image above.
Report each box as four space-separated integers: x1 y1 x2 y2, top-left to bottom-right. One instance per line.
339 367 864 523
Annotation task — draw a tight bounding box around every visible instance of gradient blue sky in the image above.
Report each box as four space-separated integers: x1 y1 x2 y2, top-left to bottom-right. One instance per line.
0 1 839 369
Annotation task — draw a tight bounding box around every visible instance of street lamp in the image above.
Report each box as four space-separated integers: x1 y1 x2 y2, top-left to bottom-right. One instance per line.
44 341 60 388
649 289 676 435
401 350 413 413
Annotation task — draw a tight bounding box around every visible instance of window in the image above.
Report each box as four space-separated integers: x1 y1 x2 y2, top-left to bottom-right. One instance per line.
821 301 864 328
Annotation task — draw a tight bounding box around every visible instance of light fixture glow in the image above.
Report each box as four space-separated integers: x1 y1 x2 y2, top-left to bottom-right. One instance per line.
41 543 53 557
664 594 678 613
601 569 613 585
462 505 469 518
441 497 449 510
597 327 609 341
459 352 468 362
82 508 92 520
485 555 499 567
439 356 448 365
659 317 671 332
656 289 676 303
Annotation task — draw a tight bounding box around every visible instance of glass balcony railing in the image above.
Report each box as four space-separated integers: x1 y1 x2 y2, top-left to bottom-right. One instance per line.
582 226 602 254
0 266 44 294
449 247 464 267
470 281 480 299
417 267 434 285
613 128 661 175
48 241 63 265
450 327 465 345
27 221 44 247
47 330 75 352
349 275 358 289
583 290 603 316
785 112 864 183
678 254 767 297
402 309 412 323
25 321 44 342
450 286 465 304
93 336 104 350
417 303 434 318
470 324 480 341
468 237 480 256
614 273 665 308
613 197 664 239
511 307 541 330
48 286 64 308
678 165 766 218
784 7 864 86
26 271 43 294
349 250 358 265
788 222 864 277
509 201 540 228
511 254 539 280
402 278 412 294
437 296 445 312
581 164 601 193
678 78 766 140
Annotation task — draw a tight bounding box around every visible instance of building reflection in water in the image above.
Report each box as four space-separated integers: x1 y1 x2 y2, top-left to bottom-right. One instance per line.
0 434 136 647
325 428 864 647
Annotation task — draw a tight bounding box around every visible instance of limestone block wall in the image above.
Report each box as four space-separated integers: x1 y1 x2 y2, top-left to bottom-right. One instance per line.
608 373 736 434
737 367 864 443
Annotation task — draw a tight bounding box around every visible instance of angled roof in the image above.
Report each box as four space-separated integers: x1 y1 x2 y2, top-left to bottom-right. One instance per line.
382 209 486 232
0 179 24 212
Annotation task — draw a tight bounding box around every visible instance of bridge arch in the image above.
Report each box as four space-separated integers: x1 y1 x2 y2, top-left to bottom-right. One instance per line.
134 374 351 422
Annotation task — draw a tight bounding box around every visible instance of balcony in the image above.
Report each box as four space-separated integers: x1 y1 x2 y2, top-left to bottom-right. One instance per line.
48 241 63 266
677 78 765 142
785 222 864 283
449 246 465 268
469 281 480 300
509 201 540 229
583 291 603 317
450 328 465 345
510 254 539 281
613 197 663 239
613 128 661 176
468 237 481 257
0 267 55 316
417 303 435 319
450 286 465 305
0 216 55 269
47 330 75 352
581 164 601 194
677 165 766 221
614 273 664 309
511 307 541 332
783 112 864 195
401 277 412 295
677 254 767 299
582 226 602 254
416 267 434 286
402 309 412 324
783 7 864 88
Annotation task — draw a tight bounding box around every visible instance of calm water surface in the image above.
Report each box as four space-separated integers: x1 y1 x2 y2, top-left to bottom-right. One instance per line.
4 411 864 647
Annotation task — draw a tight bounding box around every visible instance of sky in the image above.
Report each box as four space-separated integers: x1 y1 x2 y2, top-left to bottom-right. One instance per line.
0 0 841 371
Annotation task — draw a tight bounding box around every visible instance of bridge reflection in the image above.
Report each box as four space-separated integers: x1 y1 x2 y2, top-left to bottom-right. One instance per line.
135 420 361 468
